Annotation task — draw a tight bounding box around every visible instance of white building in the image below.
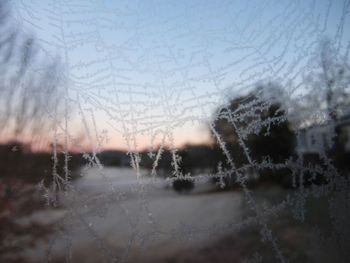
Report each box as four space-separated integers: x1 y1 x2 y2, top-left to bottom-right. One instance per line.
297 113 350 154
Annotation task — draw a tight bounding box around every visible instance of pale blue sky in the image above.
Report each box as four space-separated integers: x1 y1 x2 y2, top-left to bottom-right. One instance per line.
11 0 350 150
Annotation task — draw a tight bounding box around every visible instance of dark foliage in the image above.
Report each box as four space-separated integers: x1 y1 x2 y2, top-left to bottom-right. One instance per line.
172 178 195 192
212 89 296 188
0 142 83 185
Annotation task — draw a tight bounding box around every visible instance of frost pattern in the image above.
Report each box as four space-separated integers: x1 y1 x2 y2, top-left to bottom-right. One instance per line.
6 0 350 262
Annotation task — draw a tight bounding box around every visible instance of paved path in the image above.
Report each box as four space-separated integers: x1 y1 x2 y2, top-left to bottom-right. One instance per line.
27 167 243 262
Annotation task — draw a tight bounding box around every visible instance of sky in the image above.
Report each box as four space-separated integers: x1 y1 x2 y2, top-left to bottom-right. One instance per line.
9 0 350 151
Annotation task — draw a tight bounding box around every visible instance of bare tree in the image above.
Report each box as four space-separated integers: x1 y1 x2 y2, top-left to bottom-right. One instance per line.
298 38 350 125
0 0 63 145
320 39 350 121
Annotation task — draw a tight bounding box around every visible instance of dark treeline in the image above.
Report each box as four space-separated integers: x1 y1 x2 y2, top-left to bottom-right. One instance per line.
138 145 220 174
0 142 83 186
97 145 221 175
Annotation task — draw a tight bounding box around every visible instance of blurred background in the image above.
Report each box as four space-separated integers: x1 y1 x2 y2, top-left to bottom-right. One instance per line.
1 0 350 262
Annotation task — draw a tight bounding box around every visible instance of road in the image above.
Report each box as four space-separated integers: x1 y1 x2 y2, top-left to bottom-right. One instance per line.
26 167 243 262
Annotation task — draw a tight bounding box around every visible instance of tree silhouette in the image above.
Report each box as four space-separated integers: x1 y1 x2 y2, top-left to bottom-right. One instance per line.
0 0 64 144
294 38 350 127
212 84 296 187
